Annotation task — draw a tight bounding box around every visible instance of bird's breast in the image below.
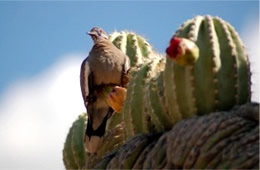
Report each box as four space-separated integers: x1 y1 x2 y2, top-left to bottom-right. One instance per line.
89 55 123 86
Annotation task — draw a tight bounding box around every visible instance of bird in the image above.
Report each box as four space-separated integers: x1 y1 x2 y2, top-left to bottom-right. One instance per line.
80 27 130 153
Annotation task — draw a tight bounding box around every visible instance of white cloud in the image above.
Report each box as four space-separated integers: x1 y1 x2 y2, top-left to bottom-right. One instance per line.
241 16 260 103
0 55 86 169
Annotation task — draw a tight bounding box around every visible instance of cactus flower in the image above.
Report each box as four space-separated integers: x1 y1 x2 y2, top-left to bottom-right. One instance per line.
166 36 199 66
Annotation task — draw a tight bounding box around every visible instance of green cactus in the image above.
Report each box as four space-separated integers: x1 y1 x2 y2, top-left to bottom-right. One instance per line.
108 31 163 139
123 15 251 139
62 113 126 169
63 15 254 169
123 58 164 137
169 15 250 114
62 113 87 169
108 31 157 68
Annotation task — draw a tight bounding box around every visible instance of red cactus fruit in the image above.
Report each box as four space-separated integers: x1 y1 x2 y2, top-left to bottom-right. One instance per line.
166 36 199 66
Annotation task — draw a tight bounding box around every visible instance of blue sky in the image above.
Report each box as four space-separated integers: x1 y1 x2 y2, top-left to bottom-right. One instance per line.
0 1 259 169
0 1 259 94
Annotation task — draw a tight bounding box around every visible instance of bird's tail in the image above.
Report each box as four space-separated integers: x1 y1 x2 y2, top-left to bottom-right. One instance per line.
85 108 113 153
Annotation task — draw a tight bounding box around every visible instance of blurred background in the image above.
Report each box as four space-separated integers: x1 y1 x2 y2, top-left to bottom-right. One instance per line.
0 1 259 169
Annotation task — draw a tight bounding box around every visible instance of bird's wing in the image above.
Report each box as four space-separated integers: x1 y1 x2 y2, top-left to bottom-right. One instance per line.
80 58 93 108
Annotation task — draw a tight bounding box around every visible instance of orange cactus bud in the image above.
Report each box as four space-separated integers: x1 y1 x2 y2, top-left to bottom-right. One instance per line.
106 86 127 113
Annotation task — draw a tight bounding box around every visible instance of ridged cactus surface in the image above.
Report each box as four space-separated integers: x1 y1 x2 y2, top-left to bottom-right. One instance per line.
167 15 250 115
123 15 251 139
62 113 87 169
94 103 259 169
108 31 157 68
108 31 164 138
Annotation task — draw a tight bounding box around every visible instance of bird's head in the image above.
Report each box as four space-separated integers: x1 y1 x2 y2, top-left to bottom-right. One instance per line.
87 27 108 43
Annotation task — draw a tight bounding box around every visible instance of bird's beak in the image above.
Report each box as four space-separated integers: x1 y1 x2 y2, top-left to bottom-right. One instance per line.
87 31 96 36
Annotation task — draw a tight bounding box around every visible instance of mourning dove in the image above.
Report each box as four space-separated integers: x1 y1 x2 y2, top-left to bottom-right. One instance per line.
80 27 130 153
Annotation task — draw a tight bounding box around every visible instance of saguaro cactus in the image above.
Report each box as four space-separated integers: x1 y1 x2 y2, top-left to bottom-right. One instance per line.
63 15 254 169
123 15 251 138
